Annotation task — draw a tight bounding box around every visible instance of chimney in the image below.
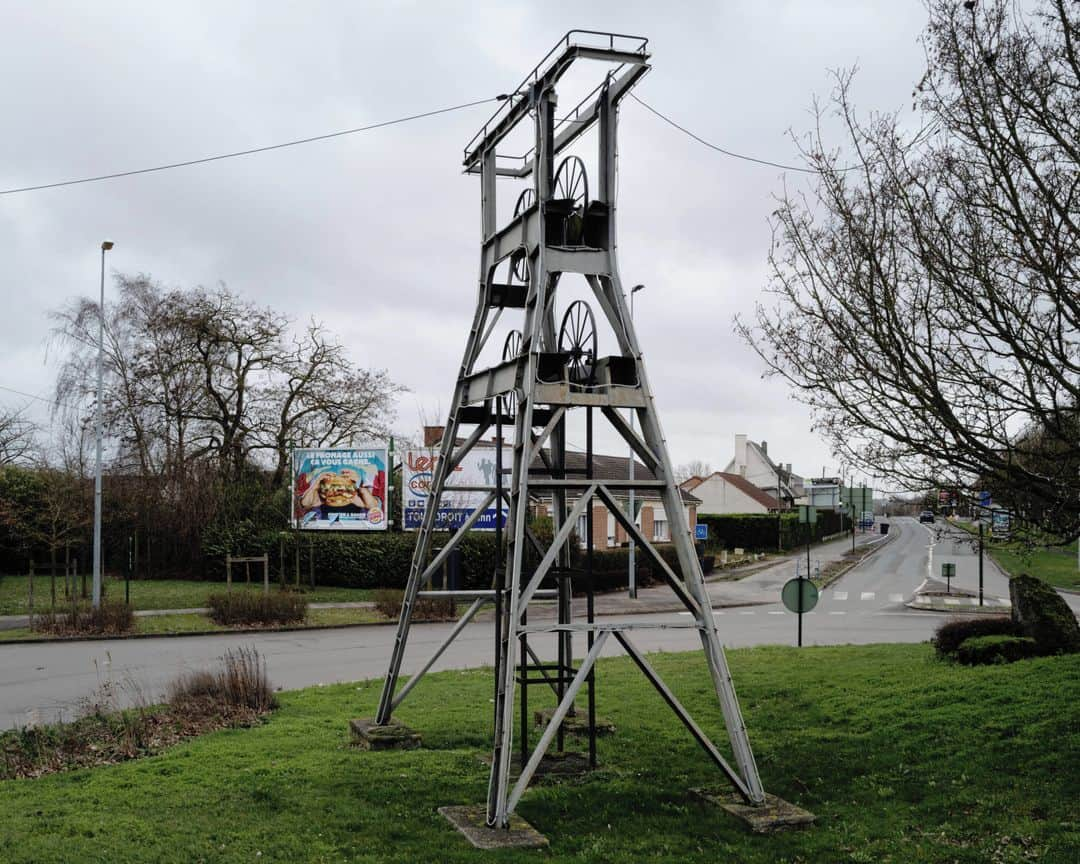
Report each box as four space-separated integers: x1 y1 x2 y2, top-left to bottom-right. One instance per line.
423 425 445 447
734 433 747 469
760 440 768 454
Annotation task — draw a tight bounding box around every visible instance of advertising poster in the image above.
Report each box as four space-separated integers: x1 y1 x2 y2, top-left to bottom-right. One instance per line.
991 509 1011 539
403 447 509 531
292 447 388 531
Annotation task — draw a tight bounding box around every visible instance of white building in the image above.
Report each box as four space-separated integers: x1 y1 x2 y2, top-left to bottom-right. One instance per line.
722 434 804 508
679 471 781 514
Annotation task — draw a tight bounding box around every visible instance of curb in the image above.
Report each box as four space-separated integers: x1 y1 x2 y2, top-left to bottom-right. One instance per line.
816 531 898 590
0 616 412 647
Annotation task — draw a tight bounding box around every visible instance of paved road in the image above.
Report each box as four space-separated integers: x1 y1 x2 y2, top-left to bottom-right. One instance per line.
2 517 1074 729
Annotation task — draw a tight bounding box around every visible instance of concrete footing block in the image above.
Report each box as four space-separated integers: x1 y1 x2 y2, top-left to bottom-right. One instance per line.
348 717 421 750
439 805 548 850
693 789 816 834
534 707 616 736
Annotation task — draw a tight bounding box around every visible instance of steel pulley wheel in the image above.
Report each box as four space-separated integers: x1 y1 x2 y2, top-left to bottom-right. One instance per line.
558 301 597 385
511 190 535 282
501 329 523 417
554 156 588 210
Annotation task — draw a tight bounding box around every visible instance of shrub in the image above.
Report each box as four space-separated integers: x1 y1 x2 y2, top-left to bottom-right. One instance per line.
1009 574 1080 655
168 647 277 712
373 589 455 622
206 591 307 627
31 600 135 637
933 615 1021 657
956 635 1039 666
696 511 843 553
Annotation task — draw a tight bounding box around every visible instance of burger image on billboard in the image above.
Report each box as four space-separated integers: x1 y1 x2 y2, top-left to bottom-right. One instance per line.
293 448 388 531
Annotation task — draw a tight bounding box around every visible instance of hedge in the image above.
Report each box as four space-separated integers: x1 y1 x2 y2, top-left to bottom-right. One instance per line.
1009 574 1080 655
956 634 1039 665
697 510 845 553
202 531 686 593
933 615 1022 657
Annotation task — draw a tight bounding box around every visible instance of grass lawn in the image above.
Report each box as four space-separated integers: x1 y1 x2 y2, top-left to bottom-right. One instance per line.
0 574 376 616
1 642 1077 863
0 606 388 643
951 523 1080 591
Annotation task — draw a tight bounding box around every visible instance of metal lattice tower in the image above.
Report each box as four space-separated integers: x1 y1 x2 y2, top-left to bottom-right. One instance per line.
374 30 765 829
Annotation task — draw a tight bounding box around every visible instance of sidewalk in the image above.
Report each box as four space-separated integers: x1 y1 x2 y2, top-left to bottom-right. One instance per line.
0 600 376 632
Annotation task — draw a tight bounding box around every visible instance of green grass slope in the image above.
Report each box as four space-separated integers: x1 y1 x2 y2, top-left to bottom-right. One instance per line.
1 643 1077 863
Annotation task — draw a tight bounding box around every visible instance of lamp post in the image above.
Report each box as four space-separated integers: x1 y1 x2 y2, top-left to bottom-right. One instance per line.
92 240 114 609
628 283 643 599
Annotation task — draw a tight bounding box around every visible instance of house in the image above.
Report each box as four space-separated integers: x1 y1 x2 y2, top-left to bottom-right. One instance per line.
418 426 699 548
806 476 842 510
679 472 781 514
722 434 804 508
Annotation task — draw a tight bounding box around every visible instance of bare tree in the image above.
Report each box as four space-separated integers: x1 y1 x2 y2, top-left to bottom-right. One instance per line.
0 408 36 466
675 460 713 484
738 0 1079 541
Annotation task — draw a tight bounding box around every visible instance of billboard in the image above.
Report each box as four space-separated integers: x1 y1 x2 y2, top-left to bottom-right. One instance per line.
991 509 1011 539
403 447 509 531
292 447 388 531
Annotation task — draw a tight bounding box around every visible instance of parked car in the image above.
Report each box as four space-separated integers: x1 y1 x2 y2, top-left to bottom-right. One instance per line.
859 511 875 529
919 510 935 523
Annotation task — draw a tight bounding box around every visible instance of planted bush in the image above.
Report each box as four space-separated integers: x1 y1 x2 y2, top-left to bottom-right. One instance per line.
31 600 135 637
168 647 277 712
1009 574 1080 655
206 591 306 627
933 615 1021 658
373 589 455 622
956 635 1039 666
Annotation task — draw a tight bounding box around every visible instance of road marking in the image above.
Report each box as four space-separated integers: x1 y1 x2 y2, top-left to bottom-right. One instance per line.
739 611 755 615
768 611 785 615
889 593 904 603
829 611 846 615
860 591 875 600
833 591 848 601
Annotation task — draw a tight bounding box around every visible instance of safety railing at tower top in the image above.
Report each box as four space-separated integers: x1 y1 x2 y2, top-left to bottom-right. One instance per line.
463 29 649 165
473 68 640 178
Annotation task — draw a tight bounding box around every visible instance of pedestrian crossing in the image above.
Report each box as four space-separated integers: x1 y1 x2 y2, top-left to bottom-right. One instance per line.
678 588 917 618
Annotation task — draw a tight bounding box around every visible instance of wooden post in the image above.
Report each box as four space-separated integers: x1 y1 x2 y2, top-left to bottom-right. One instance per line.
226 553 233 592
245 559 251 585
262 554 270 595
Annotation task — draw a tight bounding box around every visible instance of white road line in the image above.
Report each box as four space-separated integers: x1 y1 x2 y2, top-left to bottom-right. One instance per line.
829 611 846 615
767 611 785 615
860 591 875 600
889 593 904 603
738 611 755 615
833 591 848 601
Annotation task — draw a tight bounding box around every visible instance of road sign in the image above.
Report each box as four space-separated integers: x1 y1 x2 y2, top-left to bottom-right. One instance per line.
782 577 819 613
978 490 992 508
797 505 818 525
991 510 1011 539
941 561 955 594
694 524 708 541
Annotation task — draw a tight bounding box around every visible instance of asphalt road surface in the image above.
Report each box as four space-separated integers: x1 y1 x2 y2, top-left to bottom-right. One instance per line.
3 517 1076 729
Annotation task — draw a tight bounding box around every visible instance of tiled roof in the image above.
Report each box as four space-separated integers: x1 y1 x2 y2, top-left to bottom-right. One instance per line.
680 471 780 510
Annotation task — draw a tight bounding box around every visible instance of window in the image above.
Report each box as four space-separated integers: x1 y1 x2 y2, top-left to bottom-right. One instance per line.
653 518 669 542
607 512 616 547
577 514 588 547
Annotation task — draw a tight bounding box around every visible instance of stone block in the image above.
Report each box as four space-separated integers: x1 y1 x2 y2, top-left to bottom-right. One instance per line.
348 717 421 750
439 805 548 850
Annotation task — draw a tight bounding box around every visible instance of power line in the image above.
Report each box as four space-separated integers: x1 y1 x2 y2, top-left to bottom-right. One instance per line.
630 93 938 175
0 96 504 196
0 383 77 412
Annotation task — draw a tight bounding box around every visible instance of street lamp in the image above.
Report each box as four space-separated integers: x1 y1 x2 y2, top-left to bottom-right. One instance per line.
628 284 644 599
93 239 114 608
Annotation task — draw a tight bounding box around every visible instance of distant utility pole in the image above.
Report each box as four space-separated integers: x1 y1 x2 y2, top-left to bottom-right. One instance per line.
92 239 114 609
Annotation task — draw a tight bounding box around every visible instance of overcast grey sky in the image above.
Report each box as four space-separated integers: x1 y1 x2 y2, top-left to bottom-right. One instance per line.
0 1 929 483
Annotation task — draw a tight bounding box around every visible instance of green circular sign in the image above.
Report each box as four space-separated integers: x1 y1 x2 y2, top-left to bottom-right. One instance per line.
782 577 819 614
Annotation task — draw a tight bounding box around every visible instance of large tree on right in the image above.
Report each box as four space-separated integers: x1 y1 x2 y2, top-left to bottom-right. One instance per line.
740 0 1079 541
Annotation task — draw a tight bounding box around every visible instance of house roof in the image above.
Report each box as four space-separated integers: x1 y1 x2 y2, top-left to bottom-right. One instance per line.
680 471 781 511
541 451 701 504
